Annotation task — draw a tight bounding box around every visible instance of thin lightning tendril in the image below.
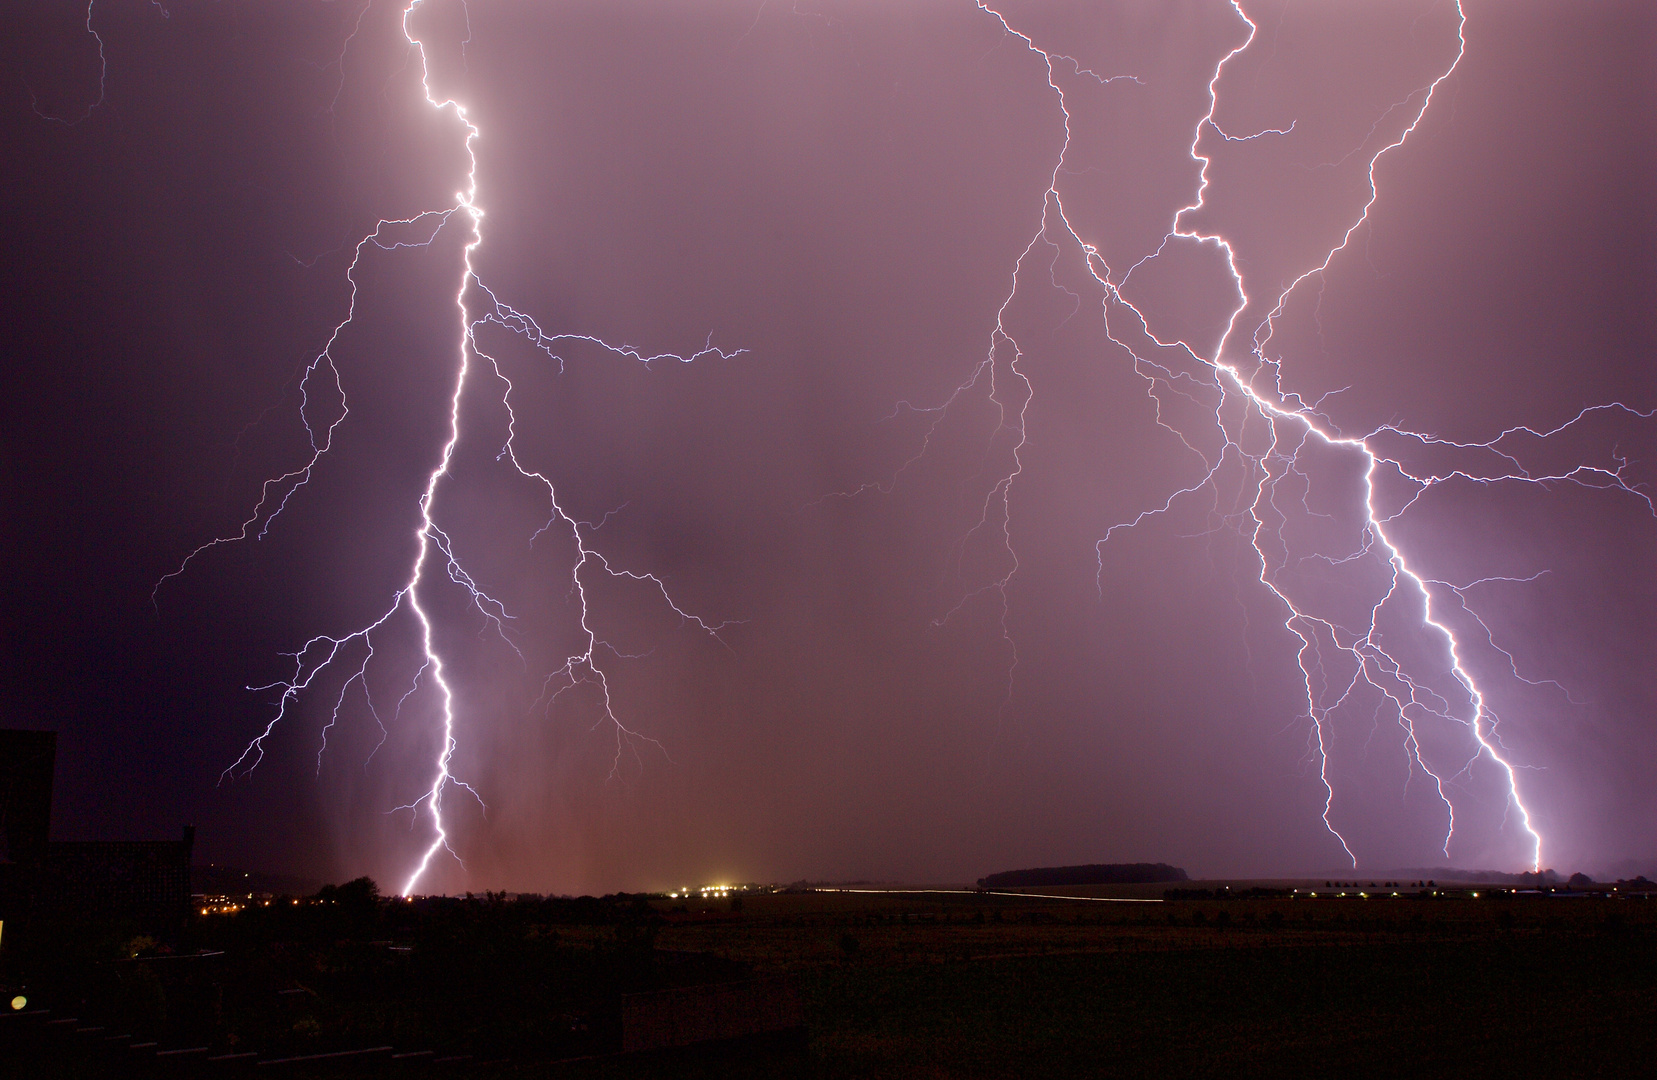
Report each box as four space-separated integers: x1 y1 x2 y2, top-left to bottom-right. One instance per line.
877 0 1655 871
68 0 1650 884
154 0 736 895
27 0 107 124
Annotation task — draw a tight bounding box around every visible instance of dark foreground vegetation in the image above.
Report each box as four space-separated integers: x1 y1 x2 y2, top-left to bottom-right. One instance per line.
2 880 1654 1078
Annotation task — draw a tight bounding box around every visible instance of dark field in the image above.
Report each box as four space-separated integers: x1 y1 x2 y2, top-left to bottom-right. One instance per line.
3 884 1654 1078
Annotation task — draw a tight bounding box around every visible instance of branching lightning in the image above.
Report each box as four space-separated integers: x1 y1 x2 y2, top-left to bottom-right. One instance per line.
152 1 737 895
55 0 1648 884
839 0 1654 870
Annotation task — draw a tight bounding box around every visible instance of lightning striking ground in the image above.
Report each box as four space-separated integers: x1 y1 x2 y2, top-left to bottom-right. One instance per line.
48 0 1647 886
154 1 736 895
881 0 1653 870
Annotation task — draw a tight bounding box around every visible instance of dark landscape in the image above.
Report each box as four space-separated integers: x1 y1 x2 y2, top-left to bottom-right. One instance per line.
3 874 1655 1078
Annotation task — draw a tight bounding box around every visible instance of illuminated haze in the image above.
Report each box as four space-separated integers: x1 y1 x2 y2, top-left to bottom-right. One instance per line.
2 0 1652 893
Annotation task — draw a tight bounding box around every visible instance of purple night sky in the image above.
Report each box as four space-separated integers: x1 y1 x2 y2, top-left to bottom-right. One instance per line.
2 1 1652 894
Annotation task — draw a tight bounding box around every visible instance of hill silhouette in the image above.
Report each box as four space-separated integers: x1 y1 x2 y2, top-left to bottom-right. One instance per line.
978 863 1188 889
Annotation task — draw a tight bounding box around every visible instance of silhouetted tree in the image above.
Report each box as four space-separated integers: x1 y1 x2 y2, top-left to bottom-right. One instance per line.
313 876 380 931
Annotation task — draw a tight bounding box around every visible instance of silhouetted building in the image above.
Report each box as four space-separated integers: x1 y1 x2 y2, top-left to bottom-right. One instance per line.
0 728 192 922
0 729 56 866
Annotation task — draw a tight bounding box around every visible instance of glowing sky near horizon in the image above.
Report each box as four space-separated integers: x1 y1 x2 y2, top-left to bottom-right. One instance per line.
3 0 1652 892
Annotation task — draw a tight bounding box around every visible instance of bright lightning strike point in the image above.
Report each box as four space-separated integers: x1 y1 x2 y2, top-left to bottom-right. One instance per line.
910 0 1650 873
156 0 737 898
112 0 1648 888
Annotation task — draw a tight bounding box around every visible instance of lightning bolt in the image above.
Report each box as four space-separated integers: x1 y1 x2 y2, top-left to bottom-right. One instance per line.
814 20 1142 715
56 0 1649 886
153 0 737 895
864 0 1652 871
25 0 107 124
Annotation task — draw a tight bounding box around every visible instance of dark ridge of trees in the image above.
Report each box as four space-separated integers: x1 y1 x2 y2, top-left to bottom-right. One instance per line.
1393 867 1565 886
978 863 1189 889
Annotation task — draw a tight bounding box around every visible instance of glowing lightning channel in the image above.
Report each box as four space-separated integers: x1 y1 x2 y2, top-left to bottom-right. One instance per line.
393 4 478 888
944 0 1651 871
27 0 107 124
157 0 737 896
814 10 1143 712
1095 0 1521 868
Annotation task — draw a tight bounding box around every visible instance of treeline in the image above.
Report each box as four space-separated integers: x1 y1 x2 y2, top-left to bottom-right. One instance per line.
978 863 1189 888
